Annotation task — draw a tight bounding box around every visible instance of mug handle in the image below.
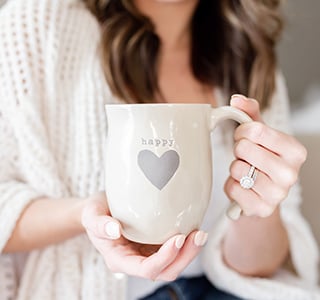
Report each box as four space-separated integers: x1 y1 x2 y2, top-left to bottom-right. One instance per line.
210 106 253 221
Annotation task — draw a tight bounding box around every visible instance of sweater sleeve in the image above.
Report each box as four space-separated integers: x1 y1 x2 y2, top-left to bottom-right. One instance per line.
0 106 43 252
265 72 319 284
202 72 320 300
0 0 71 252
0 3 39 252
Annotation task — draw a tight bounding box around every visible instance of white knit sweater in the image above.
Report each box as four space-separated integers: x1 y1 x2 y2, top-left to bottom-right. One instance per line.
0 0 319 299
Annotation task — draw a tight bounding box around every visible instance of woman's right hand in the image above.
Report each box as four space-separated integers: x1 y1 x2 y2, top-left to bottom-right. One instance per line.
81 192 208 281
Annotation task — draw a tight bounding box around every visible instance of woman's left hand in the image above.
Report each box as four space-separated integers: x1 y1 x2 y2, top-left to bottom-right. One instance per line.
225 94 307 218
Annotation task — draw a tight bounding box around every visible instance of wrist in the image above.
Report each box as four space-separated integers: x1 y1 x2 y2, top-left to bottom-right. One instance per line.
223 207 289 276
65 198 87 235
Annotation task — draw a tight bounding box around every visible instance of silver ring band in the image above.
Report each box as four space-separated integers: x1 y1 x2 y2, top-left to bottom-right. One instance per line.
240 165 258 189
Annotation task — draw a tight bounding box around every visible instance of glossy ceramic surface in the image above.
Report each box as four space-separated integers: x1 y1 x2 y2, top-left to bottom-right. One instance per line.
105 104 251 244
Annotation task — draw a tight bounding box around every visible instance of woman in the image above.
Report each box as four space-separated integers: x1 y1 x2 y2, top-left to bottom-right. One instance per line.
0 0 318 299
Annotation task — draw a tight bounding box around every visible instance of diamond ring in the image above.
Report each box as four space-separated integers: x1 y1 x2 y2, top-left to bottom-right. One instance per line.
240 165 258 189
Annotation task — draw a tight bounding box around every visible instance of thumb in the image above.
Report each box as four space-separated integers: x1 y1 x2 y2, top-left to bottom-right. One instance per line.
81 200 121 240
230 94 263 122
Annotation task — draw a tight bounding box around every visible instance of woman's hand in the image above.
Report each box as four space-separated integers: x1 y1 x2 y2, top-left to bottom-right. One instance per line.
81 192 208 281
226 94 307 218
221 94 300 276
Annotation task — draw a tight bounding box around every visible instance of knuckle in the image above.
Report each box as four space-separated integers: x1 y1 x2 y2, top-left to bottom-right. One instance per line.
234 139 251 159
247 122 265 141
229 160 236 173
257 203 274 218
254 99 260 110
227 181 239 200
282 168 298 187
229 160 241 179
295 144 308 165
267 187 287 205
275 187 287 202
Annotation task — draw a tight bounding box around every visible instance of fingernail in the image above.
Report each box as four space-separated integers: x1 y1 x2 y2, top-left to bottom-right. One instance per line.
175 235 186 249
194 231 208 247
105 222 120 239
231 94 248 101
231 95 248 105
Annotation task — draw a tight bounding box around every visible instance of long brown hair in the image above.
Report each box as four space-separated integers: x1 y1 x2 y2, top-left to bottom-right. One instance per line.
84 0 283 109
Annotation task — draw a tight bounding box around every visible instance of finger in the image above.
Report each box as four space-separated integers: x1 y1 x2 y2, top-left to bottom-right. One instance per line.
107 234 186 280
230 160 288 207
234 138 297 188
224 177 274 218
156 230 208 281
234 122 307 166
230 94 262 122
82 202 121 240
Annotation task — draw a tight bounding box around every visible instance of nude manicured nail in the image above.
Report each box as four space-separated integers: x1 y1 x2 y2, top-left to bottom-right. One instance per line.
175 235 186 249
231 94 248 101
104 222 120 239
194 231 208 247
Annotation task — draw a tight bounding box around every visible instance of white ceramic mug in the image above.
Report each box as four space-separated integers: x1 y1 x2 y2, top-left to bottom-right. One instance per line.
104 104 251 244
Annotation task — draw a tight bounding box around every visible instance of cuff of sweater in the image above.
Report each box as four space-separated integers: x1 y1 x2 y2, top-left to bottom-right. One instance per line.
280 205 319 284
201 212 320 300
0 181 43 252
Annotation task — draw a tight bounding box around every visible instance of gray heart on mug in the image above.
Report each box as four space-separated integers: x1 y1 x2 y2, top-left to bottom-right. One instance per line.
137 150 180 190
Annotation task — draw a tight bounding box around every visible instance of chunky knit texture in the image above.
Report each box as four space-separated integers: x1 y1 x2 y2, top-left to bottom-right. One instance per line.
0 0 319 299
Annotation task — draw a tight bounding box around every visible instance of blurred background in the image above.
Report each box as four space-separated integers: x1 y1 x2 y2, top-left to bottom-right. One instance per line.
279 0 320 133
277 0 320 258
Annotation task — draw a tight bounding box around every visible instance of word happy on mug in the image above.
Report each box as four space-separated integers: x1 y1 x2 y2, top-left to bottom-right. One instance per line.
141 138 175 147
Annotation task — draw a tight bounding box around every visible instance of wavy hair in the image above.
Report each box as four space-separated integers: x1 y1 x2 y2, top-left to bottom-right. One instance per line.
84 0 283 109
